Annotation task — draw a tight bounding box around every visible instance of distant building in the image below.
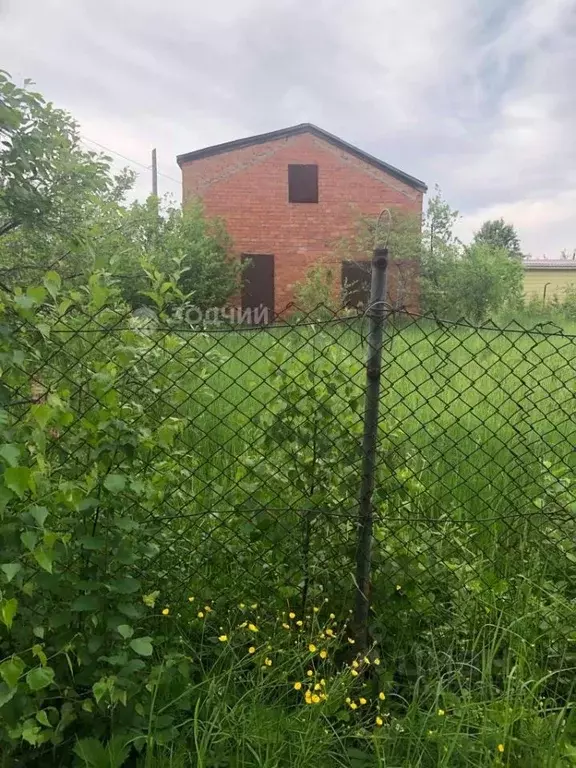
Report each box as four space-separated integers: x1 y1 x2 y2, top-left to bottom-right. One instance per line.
177 123 426 317
523 260 576 304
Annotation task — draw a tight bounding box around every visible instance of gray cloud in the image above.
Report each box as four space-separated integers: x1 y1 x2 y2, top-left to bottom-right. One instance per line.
1 0 575 255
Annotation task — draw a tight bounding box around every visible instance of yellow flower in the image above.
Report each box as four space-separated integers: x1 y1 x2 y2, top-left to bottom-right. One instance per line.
251 603 258 609
437 709 445 716
347 637 355 645
427 730 434 736
187 596 194 603
345 697 351 704
218 634 228 642
306 670 314 677
197 611 205 619
350 702 358 710
204 605 212 612
264 657 272 667
325 629 335 637
329 613 335 620
305 690 313 704
239 603 245 609
161 607 170 616
248 646 256 654
248 623 259 632
352 660 359 669
294 682 302 691
296 620 303 627
308 643 317 653
359 697 367 705
319 649 328 659
320 679 326 686
351 670 359 677
238 621 247 629
363 656 370 665
289 612 296 619
282 623 290 630
379 692 386 701
314 683 322 691
374 658 381 666
375 716 383 727
497 744 505 754
311 694 320 704
313 606 319 613
396 585 402 591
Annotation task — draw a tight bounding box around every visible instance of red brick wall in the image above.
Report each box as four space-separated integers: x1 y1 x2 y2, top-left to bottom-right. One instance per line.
180 132 423 313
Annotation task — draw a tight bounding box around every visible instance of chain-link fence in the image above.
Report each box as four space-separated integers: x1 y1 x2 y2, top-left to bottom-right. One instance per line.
3 259 576 715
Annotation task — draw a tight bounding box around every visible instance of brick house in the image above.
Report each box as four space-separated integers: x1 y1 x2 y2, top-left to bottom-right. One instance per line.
177 123 426 317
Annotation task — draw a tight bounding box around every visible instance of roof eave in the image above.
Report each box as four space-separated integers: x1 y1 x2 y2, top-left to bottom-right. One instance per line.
176 123 427 193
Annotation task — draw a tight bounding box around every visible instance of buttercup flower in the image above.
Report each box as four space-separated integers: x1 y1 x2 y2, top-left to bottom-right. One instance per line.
251 603 258 609
351 670 359 677
319 649 328 659
204 605 212 613
308 643 317 653
497 744 505 754
329 613 335 620
313 606 319 613
248 646 256 654
187 596 194 603
264 657 272 667
311 694 320 704
296 620 303 627
306 670 314 677
282 623 290 630
347 637 355 645
375 716 383 727
374 658 381 666
437 709 445 716
325 629 335 638
294 682 302 691
218 634 228 642
352 660 359 669
349 702 358 710
359 697 367 705
239 603 245 609
161 608 170 616
379 692 386 701
289 612 296 619
197 611 205 619
314 683 322 691
248 623 259 632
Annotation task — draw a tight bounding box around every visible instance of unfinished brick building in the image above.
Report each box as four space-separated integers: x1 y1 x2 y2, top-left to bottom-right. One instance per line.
177 123 426 317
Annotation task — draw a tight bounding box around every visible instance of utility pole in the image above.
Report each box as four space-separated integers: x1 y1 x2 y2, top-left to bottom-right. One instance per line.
151 148 158 197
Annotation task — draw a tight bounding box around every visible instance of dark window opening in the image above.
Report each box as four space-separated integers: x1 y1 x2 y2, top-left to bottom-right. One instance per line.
288 164 318 203
342 261 370 308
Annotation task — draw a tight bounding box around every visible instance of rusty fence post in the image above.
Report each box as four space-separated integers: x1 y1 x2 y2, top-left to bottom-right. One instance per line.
353 245 388 651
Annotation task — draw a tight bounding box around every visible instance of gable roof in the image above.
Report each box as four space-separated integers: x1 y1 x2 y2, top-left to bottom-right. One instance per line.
176 123 427 192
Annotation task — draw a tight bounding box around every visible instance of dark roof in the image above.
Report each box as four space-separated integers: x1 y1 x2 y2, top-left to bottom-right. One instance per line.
176 123 427 192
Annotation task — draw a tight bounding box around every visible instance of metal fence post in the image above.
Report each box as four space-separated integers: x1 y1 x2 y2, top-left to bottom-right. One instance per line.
353 245 388 651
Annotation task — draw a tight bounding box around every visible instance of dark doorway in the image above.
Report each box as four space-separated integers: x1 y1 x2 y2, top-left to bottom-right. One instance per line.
341 260 371 308
241 254 275 322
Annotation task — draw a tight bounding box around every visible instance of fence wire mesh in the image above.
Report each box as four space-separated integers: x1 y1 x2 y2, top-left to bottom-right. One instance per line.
3 301 576 708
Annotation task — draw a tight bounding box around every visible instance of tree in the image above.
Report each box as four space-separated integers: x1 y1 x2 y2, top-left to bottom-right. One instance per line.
473 219 523 259
453 242 523 322
0 70 124 240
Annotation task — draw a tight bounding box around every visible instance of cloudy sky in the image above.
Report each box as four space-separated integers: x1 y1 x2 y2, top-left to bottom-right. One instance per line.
1 0 575 256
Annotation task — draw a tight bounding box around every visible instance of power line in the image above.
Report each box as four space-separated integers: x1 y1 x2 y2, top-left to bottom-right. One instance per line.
81 136 181 187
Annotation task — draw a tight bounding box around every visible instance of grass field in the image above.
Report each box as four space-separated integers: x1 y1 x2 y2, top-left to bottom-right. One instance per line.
7 312 576 766
127 315 576 766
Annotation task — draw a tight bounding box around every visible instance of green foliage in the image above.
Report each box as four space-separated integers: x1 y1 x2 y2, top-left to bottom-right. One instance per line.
108 198 240 310
291 263 341 316
473 218 523 259
0 70 133 246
